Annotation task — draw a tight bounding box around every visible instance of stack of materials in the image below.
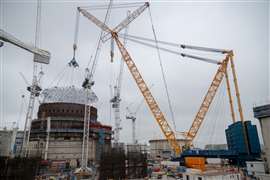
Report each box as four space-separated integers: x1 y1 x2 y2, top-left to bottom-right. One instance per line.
126 144 147 178
184 157 206 171
99 147 126 179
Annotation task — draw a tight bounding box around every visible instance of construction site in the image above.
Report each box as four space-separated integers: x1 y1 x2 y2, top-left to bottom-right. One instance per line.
0 0 269 179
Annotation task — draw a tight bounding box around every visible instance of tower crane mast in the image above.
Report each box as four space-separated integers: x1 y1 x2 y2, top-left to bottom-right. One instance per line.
12 0 50 157
126 107 137 144
75 0 113 173
126 93 148 144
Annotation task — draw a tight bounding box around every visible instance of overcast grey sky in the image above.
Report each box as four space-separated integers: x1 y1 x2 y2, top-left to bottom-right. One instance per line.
0 0 269 148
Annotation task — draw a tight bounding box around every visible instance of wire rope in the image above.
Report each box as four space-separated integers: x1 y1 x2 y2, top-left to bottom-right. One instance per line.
148 7 177 131
209 80 226 144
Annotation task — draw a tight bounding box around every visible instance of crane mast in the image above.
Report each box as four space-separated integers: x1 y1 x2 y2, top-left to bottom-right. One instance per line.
1 7 50 157
21 72 43 157
20 0 46 157
126 111 136 144
126 95 147 144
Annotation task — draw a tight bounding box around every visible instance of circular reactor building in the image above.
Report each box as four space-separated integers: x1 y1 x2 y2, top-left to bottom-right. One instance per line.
28 86 112 163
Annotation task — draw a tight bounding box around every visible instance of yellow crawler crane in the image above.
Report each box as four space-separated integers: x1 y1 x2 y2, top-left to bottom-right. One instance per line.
78 1 248 157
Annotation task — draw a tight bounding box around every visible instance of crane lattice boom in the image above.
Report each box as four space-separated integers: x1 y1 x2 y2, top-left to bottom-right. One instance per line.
101 2 149 42
113 32 181 155
186 57 229 140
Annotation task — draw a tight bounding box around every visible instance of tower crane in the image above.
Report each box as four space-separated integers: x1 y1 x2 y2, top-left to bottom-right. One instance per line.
74 1 113 175
110 11 130 144
126 84 153 144
126 108 137 144
126 96 146 144
2 0 51 157
22 0 44 157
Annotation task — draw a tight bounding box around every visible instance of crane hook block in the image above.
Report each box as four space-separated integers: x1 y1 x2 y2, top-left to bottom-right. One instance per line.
68 57 79 68
73 44 77 51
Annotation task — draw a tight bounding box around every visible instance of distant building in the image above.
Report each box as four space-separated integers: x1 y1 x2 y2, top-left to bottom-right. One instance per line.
182 169 241 180
149 138 190 159
0 128 24 157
